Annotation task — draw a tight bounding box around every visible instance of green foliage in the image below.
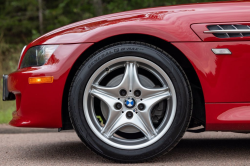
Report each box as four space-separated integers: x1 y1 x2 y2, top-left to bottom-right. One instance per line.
0 0 222 123
105 0 171 13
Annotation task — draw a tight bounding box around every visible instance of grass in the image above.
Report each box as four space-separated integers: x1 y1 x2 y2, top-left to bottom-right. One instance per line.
0 72 16 124
0 76 16 124
0 106 15 124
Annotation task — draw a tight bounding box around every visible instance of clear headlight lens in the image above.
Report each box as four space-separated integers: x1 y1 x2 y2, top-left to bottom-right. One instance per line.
20 45 58 69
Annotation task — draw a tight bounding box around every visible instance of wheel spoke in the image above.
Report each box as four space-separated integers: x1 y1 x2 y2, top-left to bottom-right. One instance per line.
134 91 171 139
90 89 121 109
92 62 169 99
140 86 170 99
91 89 124 138
129 62 170 98
91 62 132 97
101 112 124 138
91 84 120 98
132 114 157 139
139 91 171 111
102 112 157 139
101 113 126 137
127 62 142 92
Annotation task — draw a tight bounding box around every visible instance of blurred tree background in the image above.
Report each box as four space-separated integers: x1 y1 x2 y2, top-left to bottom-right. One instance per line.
0 0 222 123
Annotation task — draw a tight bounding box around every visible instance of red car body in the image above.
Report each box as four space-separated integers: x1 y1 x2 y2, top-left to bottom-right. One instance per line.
6 1 250 131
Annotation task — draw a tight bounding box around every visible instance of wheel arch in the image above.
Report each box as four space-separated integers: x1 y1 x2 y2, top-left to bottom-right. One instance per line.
61 34 205 130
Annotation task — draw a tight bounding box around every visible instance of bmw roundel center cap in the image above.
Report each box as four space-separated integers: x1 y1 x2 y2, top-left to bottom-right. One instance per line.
124 97 136 108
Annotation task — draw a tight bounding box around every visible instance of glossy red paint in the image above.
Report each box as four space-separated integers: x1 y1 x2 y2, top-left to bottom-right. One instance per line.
173 41 250 130
173 41 250 103
9 43 93 128
191 22 250 42
7 1 250 131
206 103 250 131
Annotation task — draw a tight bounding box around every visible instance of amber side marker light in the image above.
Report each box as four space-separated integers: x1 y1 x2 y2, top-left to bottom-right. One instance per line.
29 76 54 84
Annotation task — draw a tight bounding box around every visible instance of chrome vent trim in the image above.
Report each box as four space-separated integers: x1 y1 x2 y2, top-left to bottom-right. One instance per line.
203 24 250 38
204 29 250 34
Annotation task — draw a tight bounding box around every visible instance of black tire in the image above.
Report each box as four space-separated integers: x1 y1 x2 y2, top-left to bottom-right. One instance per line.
68 41 192 163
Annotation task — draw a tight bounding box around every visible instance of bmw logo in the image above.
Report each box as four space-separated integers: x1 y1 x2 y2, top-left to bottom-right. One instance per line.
124 97 136 108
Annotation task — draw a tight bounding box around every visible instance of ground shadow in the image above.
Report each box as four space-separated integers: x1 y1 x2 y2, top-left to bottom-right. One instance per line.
18 138 250 163
152 138 250 163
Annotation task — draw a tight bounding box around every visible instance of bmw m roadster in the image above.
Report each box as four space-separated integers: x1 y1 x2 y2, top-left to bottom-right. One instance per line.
3 1 250 162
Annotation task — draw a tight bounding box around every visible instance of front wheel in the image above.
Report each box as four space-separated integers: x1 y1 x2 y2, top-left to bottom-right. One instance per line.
69 42 192 162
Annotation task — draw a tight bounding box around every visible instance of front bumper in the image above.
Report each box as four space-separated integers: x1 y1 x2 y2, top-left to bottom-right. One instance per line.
2 75 15 101
7 67 64 128
4 43 93 128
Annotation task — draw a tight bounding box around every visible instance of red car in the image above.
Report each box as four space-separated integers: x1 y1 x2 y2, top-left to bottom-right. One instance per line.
3 1 250 162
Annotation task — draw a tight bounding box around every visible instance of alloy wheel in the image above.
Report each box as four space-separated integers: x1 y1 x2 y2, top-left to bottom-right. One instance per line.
83 56 177 149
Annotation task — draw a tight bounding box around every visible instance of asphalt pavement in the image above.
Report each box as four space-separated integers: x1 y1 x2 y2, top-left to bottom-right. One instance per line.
1 125 250 165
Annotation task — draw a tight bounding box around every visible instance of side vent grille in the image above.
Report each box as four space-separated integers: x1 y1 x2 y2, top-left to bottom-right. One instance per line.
204 25 250 38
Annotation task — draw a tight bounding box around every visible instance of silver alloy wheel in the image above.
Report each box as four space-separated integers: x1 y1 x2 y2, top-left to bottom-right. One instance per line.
83 56 177 150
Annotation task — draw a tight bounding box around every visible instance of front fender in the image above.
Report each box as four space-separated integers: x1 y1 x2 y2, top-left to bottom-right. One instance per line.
31 21 200 45
28 8 202 47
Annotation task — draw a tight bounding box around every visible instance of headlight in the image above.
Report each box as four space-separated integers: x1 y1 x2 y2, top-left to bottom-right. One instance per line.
20 45 58 69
